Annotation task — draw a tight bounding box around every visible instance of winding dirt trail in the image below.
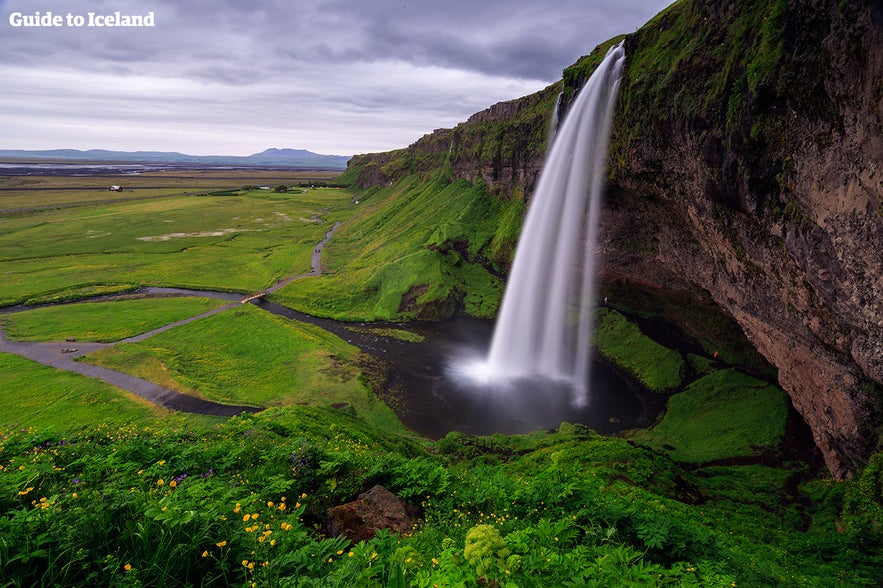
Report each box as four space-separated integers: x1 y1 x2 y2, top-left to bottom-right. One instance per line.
0 221 342 416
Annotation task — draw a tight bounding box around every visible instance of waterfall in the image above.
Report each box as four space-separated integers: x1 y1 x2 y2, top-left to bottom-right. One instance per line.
479 43 625 406
548 91 563 145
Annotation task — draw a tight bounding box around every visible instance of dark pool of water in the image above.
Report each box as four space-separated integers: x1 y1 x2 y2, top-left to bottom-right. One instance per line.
375 316 657 439
254 303 658 439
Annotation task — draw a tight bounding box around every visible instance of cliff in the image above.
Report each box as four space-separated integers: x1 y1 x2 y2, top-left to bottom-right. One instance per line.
602 0 882 479
348 83 561 201
343 0 882 478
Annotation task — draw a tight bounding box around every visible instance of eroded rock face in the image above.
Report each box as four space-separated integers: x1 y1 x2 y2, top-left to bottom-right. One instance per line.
602 0 883 478
325 485 421 543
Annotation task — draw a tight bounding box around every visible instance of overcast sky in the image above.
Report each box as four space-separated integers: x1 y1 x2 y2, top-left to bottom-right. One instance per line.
1 0 674 157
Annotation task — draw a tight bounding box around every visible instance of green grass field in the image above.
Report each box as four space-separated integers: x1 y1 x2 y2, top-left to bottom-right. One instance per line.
0 187 355 306
79 304 406 433
0 297 230 342
0 168 341 211
0 353 222 431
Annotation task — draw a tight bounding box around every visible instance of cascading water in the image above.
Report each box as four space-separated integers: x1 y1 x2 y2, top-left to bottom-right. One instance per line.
461 43 625 407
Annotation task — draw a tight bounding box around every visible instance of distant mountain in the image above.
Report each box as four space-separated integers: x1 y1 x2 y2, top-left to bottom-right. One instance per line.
0 148 351 170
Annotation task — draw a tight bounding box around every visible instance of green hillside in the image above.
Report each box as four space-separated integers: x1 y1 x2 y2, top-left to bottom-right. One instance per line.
270 174 522 321
2 405 881 586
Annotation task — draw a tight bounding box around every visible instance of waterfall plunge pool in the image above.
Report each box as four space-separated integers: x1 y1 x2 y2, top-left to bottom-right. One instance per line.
314 312 660 440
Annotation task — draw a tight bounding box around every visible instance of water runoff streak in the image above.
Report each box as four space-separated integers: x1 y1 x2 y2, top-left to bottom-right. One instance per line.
459 43 625 408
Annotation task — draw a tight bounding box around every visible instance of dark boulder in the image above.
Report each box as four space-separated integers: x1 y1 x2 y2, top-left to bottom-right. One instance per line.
325 485 421 543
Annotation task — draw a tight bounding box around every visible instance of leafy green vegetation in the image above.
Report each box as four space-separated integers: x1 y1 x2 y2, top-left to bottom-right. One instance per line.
0 297 229 342
594 308 685 391
1 407 880 587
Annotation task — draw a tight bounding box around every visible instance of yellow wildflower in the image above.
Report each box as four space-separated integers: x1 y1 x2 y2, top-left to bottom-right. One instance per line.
234 503 241 513
202 551 209 558
243 513 251 522
216 540 227 547
157 479 164 486
124 563 132 572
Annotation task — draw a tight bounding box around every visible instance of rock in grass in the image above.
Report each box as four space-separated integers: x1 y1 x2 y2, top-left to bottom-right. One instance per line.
325 485 421 543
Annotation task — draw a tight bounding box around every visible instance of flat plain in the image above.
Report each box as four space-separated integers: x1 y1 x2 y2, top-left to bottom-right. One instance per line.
0 168 352 306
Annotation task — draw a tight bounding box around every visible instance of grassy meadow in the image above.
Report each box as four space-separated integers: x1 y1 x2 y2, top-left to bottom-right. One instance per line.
79 304 405 433
0 177 356 306
0 353 222 431
0 296 230 342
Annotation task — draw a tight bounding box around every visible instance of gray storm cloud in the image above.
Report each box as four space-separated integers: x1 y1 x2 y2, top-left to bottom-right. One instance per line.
1 0 673 155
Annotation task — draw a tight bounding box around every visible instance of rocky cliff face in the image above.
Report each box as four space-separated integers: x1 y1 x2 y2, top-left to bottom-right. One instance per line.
603 0 882 478
350 85 560 201
345 0 882 478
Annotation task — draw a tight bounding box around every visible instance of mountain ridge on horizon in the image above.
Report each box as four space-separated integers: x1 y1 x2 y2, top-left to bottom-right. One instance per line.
0 147 351 170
